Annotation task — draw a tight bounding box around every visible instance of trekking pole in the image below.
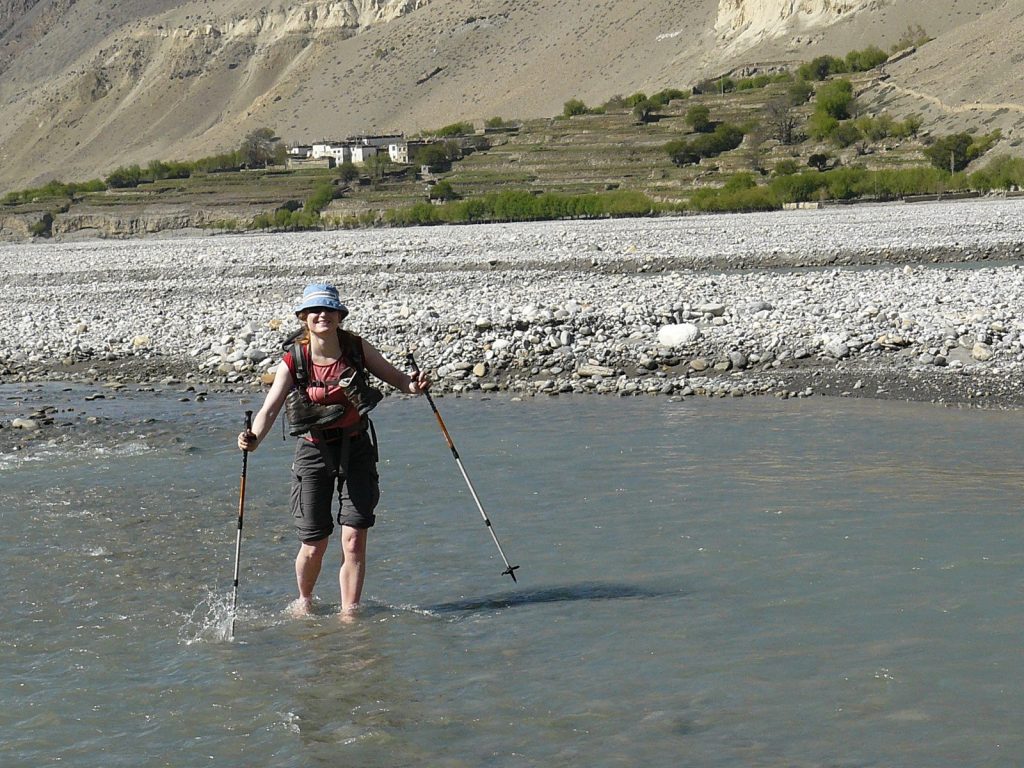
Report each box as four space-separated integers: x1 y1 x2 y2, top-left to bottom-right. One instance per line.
407 353 520 583
230 410 253 639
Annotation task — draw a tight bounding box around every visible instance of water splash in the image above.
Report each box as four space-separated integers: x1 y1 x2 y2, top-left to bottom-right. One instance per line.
178 588 236 644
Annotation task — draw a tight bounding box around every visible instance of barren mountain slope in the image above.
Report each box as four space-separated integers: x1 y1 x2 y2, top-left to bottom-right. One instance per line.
858 0 1024 150
0 0 1021 191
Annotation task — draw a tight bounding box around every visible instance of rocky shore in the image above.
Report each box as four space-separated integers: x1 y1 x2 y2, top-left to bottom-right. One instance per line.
4 198 1024 431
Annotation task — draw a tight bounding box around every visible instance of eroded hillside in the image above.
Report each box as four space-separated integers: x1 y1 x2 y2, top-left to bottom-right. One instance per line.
0 0 1021 191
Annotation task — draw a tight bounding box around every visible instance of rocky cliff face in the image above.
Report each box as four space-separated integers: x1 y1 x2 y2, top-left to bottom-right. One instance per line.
0 0 41 37
716 0 879 47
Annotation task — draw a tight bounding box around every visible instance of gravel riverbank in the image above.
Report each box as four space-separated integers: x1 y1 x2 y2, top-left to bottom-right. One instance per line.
4 198 1024 428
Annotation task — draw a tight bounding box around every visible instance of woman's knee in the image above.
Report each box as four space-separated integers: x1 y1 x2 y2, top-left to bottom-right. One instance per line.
298 537 329 560
340 526 368 558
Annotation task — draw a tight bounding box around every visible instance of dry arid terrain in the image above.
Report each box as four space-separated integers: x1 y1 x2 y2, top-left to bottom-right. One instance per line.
1 0 1023 191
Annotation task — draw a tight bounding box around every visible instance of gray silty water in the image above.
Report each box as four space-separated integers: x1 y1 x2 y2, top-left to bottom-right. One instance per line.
2 388 1022 766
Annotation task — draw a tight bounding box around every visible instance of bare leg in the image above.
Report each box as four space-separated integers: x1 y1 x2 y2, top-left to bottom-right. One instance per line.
339 525 368 613
294 537 329 614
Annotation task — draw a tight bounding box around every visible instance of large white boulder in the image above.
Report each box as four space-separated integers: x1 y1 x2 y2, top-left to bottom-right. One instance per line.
657 323 701 347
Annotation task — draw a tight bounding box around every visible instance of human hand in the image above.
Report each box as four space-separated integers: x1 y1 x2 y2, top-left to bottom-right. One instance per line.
408 370 431 395
238 430 258 452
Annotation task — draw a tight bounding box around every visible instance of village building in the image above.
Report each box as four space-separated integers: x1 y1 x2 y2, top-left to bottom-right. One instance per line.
388 139 437 164
350 145 378 164
310 142 351 165
348 134 403 149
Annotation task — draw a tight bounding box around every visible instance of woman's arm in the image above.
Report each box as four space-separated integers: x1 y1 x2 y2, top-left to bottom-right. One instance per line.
362 340 430 394
237 361 293 451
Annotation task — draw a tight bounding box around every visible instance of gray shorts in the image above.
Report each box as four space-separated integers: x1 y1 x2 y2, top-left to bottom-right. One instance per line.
289 432 380 542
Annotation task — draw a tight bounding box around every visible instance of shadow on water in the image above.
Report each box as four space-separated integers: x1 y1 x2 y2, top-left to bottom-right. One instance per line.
422 580 689 614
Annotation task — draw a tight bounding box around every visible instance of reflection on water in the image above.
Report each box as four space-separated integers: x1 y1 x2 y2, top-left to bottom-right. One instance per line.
2 386 1023 766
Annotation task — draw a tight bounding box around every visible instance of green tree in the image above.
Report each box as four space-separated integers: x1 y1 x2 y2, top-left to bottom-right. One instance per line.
239 127 281 167
428 180 459 201
337 162 359 182
414 144 451 168
686 104 712 132
632 98 656 123
363 153 394 181
923 133 975 172
808 153 832 171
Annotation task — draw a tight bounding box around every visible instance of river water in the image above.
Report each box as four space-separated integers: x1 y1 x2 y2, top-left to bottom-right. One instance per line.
2 385 1022 766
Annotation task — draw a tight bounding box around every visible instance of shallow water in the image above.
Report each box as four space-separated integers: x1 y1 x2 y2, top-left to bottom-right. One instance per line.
2 386 1023 766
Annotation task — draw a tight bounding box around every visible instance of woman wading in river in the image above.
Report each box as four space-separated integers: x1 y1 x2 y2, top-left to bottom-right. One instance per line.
236 283 429 616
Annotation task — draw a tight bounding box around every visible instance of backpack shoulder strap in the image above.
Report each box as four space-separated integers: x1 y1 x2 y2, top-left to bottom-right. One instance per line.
291 341 309 386
338 330 366 371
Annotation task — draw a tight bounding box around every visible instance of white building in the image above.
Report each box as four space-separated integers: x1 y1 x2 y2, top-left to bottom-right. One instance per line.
388 142 409 163
311 142 351 165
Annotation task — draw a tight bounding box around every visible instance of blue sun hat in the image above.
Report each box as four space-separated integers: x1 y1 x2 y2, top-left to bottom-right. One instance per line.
293 283 349 318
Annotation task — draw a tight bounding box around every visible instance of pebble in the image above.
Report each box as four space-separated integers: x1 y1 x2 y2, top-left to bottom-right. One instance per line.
3 200 1024 403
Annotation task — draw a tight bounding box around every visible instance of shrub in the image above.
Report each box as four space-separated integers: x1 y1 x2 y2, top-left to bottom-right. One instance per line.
428 180 459 201
735 73 790 91
563 98 589 117
769 172 829 203
829 121 863 148
807 112 840 141
788 79 814 106
773 159 801 176
969 154 1024 191
666 123 745 165
688 185 778 212
723 173 757 192
845 45 888 72
816 79 856 120
685 105 712 132
891 24 931 54
303 183 336 214
798 55 847 81
808 153 832 171
855 114 896 142
105 164 144 188
431 121 474 137
29 212 53 237
649 88 687 107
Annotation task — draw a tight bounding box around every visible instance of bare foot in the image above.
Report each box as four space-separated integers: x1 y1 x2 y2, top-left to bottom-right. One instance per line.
338 603 361 623
288 597 314 617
